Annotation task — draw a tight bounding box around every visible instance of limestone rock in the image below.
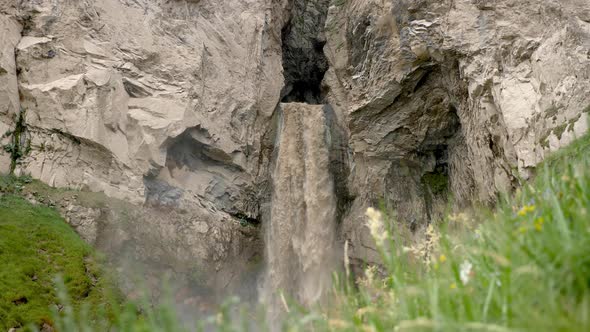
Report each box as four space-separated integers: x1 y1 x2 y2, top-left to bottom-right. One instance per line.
1 0 589 286
322 0 590 265
5 0 290 217
0 14 21 173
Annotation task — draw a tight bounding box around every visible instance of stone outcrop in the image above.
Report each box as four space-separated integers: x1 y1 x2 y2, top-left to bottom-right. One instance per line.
1 0 590 289
322 0 590 265
3 0 289 215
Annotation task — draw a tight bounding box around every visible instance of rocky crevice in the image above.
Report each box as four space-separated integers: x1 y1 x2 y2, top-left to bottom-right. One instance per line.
280 0 330 104
2 108 30 174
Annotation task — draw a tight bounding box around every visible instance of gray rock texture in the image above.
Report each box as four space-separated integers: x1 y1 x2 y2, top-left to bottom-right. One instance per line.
1 0 590 283
323 0 590 265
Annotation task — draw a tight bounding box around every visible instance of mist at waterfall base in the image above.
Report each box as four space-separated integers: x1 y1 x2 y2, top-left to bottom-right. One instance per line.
95 103 341 329
93 219 262 330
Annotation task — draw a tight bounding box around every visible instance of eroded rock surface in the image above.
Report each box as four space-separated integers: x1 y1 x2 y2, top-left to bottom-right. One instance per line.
1 0 590 289
3 0 290 215
323 0 590 265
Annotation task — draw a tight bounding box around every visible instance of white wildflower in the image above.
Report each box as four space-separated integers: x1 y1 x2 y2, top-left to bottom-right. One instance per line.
460 260 473 285
365 207 389 248
364 265 377 284
492 271 502 287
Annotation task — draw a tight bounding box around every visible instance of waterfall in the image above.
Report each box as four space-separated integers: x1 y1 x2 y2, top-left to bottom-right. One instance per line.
263 102 337 318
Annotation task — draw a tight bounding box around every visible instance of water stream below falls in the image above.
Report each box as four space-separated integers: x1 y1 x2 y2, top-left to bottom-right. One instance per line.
263 102 337 318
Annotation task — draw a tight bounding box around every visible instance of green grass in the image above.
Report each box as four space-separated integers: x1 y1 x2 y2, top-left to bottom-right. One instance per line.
0 193 116 331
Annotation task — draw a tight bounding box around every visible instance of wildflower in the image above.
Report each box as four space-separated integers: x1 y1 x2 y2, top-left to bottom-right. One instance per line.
365 207 389 248
448 213 468 223
450 283 457 289
517 204 536 217
426 224 440 243
492 271 502 287
460 260 473 285
518 226 528 234
363 265 377 285
534 217 545 231
439 254 447 263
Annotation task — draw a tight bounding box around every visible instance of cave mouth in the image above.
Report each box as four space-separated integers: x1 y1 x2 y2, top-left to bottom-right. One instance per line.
281 76 326 104
418 105 462 222
280 0 330 104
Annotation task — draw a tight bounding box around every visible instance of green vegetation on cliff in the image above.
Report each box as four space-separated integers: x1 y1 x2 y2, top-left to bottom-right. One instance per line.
0 187 116 331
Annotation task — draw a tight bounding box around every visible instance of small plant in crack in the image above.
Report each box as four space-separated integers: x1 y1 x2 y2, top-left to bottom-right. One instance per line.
1 108 31 174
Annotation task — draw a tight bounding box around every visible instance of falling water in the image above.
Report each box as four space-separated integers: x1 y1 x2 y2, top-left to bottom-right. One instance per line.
263 102 337 320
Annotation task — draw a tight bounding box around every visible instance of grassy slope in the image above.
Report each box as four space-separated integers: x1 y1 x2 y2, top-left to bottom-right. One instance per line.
0 191 115 330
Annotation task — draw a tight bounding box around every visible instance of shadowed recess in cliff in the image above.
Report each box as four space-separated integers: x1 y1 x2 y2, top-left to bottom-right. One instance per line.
368 62 466 229
280 0 330 104
143 126 257 216
262 103 338 323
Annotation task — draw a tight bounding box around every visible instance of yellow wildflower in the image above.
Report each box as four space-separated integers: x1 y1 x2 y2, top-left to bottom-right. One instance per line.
517 205 536 217
534 217 545 231
439 254 447 263
518 226 528 234
450 283 457 289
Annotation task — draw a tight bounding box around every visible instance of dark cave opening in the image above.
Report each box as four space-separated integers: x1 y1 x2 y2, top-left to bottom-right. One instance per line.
418 105 461 222
421 145 450 196
280 0 330 104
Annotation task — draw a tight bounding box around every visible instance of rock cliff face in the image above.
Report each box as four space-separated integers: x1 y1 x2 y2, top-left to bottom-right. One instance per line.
324 0 590 265
1 0 590 296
